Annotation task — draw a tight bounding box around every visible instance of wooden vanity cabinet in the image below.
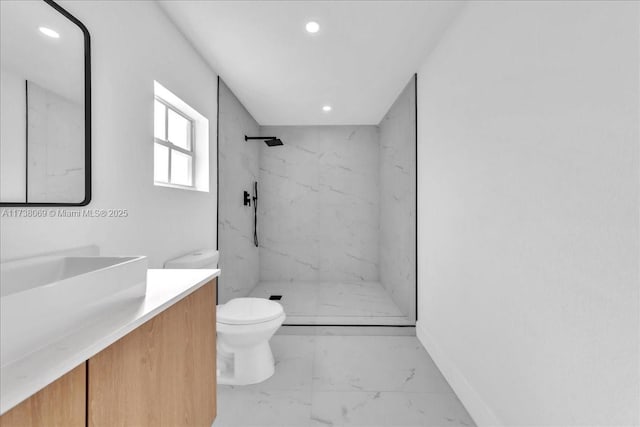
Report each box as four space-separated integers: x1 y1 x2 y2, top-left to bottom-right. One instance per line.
0 279 217 427
88 280 217 426
0 364 86 427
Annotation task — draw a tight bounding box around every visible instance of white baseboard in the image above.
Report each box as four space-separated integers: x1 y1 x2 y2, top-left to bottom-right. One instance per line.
416 321 502 427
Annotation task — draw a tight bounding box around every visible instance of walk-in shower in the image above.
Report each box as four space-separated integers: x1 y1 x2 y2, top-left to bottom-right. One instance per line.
218 76 417 328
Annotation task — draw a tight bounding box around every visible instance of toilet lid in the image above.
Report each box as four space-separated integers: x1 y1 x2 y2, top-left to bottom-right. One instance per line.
217 298 284 325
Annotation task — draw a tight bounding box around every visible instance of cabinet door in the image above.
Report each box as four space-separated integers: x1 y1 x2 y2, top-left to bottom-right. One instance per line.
0 364 86 427
88 280 217 427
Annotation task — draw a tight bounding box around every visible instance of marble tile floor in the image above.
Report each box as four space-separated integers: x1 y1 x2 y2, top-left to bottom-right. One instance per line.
213 335 475 427
249 281 412 326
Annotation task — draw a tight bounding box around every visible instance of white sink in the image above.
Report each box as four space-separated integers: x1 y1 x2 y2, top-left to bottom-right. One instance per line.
0 255 147 365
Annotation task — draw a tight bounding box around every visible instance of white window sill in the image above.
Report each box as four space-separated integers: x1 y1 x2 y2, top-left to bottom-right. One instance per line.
154 181 208 193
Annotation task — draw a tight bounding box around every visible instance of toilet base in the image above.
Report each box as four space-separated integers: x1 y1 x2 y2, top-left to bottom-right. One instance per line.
217 341 276 385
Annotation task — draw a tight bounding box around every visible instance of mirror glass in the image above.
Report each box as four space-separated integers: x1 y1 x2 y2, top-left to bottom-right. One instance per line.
0 0 90 205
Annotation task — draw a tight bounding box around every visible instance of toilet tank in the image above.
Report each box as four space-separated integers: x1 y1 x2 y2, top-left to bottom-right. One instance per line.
164 249 219 269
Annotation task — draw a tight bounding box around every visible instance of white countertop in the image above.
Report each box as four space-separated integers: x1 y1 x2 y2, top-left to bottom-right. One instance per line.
0 268 220 415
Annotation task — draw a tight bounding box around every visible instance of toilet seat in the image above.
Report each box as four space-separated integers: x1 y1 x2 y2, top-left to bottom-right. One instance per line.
217 297 284 325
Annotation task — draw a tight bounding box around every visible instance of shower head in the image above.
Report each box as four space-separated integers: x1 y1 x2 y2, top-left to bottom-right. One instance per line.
244 135 284 147
264 138 283 147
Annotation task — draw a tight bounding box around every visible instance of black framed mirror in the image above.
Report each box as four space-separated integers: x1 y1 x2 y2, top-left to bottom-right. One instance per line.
0 0 91 206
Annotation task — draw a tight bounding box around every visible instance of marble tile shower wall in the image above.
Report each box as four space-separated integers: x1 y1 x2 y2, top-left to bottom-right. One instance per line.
28 81 85 203
217 80 261 303
259 126 380 282
379 78 417 321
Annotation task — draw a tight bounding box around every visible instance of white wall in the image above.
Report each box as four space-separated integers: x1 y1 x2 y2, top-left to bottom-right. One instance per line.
259 126 380 282
217 80 260 303
0 0 218 267
379 77 416 320
416 1 639 425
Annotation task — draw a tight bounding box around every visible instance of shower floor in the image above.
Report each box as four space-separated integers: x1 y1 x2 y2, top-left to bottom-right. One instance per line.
248 281 412 326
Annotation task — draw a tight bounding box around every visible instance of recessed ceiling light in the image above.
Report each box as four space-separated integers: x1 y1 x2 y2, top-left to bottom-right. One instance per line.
322 105 332 112
305 21 320 34
39 27 60 38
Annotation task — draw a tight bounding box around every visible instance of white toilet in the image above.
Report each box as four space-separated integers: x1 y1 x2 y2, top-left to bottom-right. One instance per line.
164 249 286 386
216 297 285 385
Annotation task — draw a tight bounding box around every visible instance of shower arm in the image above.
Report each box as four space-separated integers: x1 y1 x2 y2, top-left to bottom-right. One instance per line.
244 136 277 141
245 135 284 147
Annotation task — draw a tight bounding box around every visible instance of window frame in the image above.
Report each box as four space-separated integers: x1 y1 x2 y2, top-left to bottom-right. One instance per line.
154 96 196 189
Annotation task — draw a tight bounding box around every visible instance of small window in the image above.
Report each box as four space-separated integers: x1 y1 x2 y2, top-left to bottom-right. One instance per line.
154 98 194 187
153 81 209 192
